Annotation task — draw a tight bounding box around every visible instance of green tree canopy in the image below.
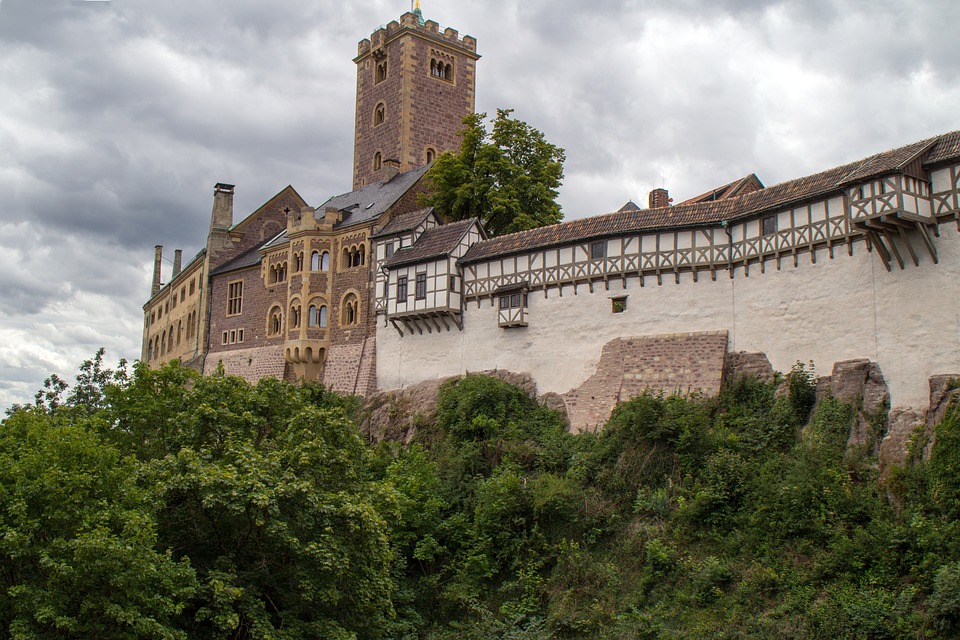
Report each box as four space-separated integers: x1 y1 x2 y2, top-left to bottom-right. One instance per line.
421 109 565 237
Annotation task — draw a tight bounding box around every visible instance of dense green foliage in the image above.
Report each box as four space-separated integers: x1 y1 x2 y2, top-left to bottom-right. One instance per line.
420 109 565 236
4 356 960 638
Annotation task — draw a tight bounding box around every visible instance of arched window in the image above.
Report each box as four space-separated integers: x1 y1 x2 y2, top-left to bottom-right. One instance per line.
445 63 452 79
341 293 359 326
376 60 387 83
311 251 320 271
294 252 304 272
320 251 330 271
426 148 435 163
373 151 382 171
319 305 328 328
177 320 182 346
374 103 385 126
268 306 283 336
430 59 438 77
290 304 301 329
308 305 318 327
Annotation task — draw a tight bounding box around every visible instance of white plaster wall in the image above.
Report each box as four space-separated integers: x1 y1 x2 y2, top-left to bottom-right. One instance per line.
378 229 960 412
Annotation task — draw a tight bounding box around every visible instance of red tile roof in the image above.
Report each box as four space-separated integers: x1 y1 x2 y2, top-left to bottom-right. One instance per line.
461 131 960 265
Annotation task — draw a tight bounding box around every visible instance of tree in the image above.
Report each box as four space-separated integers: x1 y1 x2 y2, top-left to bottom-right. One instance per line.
421 109 565 237
0 407 197 639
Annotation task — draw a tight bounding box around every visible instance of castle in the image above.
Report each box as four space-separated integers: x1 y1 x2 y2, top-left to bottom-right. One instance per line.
143 10 960 432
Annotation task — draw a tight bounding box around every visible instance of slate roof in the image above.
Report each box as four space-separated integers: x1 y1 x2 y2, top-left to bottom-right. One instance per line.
246 166 431 255
371 207 436 238
384 218 481 269
322 165 430 229
461 131 960 265
618 200 641 212
210 244 264 276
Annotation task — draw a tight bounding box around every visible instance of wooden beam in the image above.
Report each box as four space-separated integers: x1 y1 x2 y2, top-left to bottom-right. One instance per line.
895 225 920 267
916 221 939 264
881 229 905 270
868 232 892 272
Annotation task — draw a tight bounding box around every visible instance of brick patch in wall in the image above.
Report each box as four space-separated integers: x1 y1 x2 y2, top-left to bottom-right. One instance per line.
562 331 729 434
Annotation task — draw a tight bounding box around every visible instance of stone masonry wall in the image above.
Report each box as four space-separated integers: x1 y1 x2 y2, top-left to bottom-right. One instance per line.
561 331 729 433
204 345 288 383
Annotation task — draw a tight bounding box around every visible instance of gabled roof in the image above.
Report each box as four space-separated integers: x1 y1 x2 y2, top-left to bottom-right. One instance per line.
384 218 482 269
371 207 437 238
461 130 960 265
618 200 641 212
679 173 764 205
319 165 430 229
231 185 307 233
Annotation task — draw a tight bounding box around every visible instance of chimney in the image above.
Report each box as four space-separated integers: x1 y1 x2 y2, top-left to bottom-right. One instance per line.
210 183 235 232
649 188 670 209
383 158 401 182
172 249 183 277
152 245 163 296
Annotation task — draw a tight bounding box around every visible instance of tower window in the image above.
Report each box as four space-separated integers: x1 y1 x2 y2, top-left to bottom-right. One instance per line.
374 103 385 127
430 58 454 81
373 152 382 171
375 60 387 84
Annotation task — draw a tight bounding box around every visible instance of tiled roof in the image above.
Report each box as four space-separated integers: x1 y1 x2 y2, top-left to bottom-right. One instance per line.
371 207 436 238
461 131 960 265
384 218 480 269
925 130 960 165
321 165 430 229
679 173 764 205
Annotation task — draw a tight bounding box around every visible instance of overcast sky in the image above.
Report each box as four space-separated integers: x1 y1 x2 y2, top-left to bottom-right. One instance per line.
1 0 958 410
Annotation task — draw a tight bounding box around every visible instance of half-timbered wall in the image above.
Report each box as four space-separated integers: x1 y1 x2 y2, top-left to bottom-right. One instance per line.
373 215 440 314
378 162 960 421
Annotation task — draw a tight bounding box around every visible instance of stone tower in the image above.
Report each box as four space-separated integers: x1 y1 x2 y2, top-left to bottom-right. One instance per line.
352 8 478 190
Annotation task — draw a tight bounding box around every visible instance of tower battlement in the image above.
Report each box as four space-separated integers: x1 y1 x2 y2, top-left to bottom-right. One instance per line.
356 11 478 59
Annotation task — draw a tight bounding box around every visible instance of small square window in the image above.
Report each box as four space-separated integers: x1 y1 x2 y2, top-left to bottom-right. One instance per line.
611 296 627 313
590 241 606 260
762 215 777 236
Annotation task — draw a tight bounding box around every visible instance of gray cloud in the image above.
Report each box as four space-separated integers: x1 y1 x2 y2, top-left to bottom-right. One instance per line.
0 0 957 410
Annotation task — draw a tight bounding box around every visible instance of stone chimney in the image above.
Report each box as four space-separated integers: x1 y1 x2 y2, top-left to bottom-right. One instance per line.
383 158 401 182
649 188 670 209
152 245 163 296
210 183 235 232
172 249 183 277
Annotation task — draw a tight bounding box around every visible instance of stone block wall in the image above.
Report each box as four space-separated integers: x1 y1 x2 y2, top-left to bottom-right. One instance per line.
562 331 729 433
204 345 289 383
